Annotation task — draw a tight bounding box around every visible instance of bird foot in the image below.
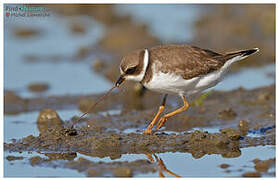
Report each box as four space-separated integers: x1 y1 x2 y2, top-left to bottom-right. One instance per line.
156 117 167 130
143 128 154 134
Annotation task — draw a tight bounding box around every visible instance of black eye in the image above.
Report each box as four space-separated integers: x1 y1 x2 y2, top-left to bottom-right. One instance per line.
125 66 137 74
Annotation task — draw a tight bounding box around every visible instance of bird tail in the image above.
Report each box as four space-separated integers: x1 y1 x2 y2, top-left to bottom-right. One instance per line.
219 48 259 63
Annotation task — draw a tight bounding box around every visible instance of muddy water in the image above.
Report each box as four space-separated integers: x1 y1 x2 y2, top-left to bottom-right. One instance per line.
4 4 275 177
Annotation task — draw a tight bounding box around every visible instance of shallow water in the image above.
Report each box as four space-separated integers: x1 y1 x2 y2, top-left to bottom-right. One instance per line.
4 145 275 177
4 151 85 177
4 12 111 98
4 109 80 143
4 104 275 177
213 64 275 91
139 146 275 177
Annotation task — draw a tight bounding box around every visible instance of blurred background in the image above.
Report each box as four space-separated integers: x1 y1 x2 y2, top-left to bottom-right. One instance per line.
4 4 275 99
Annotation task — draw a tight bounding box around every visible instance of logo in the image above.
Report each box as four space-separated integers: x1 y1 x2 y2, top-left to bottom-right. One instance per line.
5 5 50 18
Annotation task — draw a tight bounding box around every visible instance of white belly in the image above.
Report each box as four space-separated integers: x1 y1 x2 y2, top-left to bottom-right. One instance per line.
143 57 240 96
144 71 220 95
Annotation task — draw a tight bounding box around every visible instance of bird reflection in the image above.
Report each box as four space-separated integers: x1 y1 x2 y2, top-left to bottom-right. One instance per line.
145 153 181 178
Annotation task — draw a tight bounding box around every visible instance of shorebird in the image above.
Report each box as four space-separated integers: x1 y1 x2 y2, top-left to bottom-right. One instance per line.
115 44 259 134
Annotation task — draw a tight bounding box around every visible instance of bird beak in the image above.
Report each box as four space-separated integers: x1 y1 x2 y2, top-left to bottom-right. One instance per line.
115 75 125 87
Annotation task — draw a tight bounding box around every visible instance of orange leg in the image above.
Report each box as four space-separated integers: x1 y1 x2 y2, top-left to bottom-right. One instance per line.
159 158 181 177
153 154 181 178
144 94 168 134
145 153 155 162
156 94 189 130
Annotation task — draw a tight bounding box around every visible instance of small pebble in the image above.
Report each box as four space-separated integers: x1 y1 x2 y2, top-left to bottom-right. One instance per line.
37 109 63 133
220 163 230 169
28 83 49 93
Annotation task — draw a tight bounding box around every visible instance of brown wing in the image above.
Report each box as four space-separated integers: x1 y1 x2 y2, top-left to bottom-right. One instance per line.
148 44 225 80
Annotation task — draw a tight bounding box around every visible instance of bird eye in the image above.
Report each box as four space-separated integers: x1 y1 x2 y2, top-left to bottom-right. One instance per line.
125 66 137 74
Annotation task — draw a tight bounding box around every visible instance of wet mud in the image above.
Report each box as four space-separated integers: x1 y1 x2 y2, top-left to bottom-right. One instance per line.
4 85 275 177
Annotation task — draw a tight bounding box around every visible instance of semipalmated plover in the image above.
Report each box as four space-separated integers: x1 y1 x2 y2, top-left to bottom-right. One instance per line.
115 44 259 134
